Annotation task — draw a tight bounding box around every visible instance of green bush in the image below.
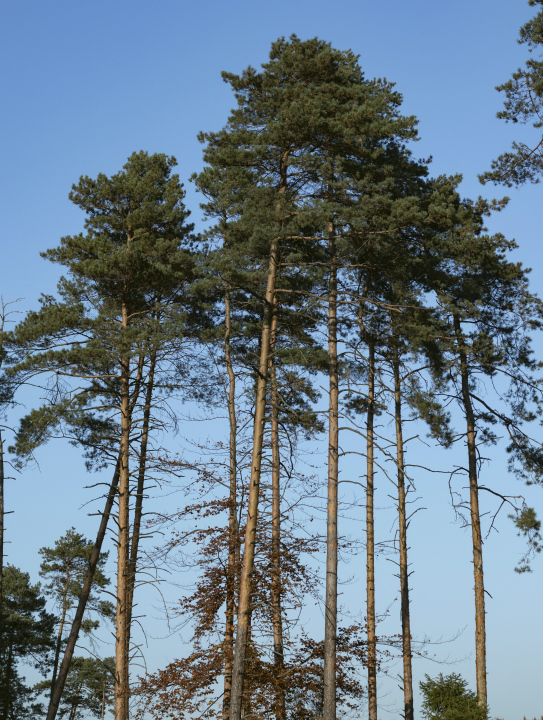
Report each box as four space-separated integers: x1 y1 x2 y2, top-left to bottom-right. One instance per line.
419 673 489 720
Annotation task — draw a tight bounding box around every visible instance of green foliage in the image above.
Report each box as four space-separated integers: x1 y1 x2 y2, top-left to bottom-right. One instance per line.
419 673 489 720
39 527 114 629
4 150 198 469
47 150 195 300
510 506 543 572
0 566 55 720
36 656 115 719
194 35 439 443
480 0 543 186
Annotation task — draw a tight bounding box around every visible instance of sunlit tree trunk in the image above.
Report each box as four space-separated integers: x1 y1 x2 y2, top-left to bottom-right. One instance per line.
115 298 131 720
453 313 487 708
229 231 280 720
223 287 239 720
269 306 286 720
323 230 339 720
124 348 157 715
392 342 413 720
366 339 377 720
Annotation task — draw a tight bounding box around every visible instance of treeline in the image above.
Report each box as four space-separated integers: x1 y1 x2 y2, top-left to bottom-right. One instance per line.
1 11 543 720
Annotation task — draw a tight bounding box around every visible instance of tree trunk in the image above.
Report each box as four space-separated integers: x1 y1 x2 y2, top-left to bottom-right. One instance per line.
241 601 254 720
4 639 14 720
124 349 157 706
223 287 239 720
115 296 131 720
46 459 121 720
269 306 286 720
50 570 71 697
323 232 339 720
229 234 280 720
366 339 377 720
453 313 487 708
392 342 413 720
68 688 80 720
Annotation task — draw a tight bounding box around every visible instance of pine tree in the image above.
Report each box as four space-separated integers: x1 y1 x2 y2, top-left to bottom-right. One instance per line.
194 147 325 719
0 565 55 720
480 0 543 187
196 38 334 719
37 656 115 720
4 151 196 720
422 214 543 710
198 35 442 719
419 673 488 720
39 529 113 697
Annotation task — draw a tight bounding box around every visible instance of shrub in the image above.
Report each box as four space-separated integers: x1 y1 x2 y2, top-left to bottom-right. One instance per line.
419 673 489 720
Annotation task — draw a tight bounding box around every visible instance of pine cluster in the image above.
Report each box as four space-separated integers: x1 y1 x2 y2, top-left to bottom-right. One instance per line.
1 16 543 720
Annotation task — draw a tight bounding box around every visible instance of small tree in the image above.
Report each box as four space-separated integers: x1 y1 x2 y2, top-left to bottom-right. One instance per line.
0 565 55 720
37 656 115 720
39 528 114 695
419 673 488 720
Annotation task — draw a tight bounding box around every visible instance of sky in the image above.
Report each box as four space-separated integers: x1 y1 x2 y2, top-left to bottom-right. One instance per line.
1 1 543 718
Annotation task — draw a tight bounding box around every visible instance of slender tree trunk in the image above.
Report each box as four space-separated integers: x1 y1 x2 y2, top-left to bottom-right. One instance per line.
223 287 239 720
46 460 121 720
392 342 413 720
50 571 71 697
453 314 487 708
230 150 289 720
68 689 80 720
366 339 377 720
5 640 14 720
269 307 286 720
241 602 254 720
115 297 131 720
102 680 106 720
323 232 339 720
229 235 280 720
124 349 157 709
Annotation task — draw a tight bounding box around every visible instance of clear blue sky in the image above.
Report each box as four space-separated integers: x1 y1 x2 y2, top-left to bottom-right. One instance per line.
1 1 543 718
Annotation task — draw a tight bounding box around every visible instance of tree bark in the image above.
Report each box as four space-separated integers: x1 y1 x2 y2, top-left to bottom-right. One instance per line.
323 231 339 720
392 342 413 720
229 235 280 720
223 287 239 720
124 349 157 707
269 306 286 720
453 313 487 708
366 339 377 720
229 148 289 720
4 640 14 720
46 459 121 720
115 297 131 720
67 690 80 720
50 569 71 697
